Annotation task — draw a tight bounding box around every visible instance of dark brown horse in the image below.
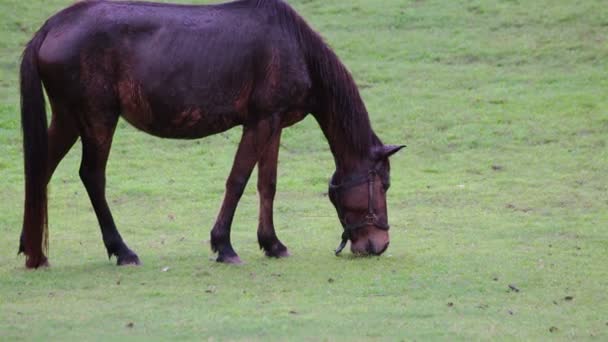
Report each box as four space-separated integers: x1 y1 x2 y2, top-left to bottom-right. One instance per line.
19 0 404 268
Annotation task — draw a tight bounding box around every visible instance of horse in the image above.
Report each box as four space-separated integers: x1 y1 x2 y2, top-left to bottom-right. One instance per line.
18 0 404 268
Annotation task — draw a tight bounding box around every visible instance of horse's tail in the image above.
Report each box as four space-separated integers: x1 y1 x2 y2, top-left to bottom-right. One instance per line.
19 28 49 268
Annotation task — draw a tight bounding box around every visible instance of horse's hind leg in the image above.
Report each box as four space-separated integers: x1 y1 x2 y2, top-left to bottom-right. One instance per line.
256 128 289 258
78 112 140 266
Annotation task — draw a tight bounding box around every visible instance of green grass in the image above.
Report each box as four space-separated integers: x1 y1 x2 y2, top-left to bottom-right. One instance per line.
1 0 607 340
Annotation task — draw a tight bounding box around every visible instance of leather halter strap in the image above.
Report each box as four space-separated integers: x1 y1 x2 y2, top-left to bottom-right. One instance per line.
329 168 390 255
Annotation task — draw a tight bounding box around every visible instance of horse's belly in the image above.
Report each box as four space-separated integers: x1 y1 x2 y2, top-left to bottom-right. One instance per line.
117 75 243 139
121 106 241 139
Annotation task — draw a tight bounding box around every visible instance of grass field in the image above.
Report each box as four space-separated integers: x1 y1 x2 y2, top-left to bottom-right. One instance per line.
1 0 607 340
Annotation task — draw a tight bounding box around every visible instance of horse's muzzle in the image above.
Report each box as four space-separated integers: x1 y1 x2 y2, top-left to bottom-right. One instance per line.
349 228 390 256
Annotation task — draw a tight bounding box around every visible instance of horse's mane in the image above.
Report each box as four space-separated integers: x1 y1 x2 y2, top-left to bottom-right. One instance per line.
255 0 377 157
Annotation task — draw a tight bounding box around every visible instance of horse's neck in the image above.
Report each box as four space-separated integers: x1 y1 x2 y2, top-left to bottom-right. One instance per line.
313 104 376 175
305 40 377 174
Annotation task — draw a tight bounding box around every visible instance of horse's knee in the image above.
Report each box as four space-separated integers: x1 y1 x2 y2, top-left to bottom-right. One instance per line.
79 166 103 186
79 166 92 182
257 178 276 199
79 166 92 183
226 176 248 198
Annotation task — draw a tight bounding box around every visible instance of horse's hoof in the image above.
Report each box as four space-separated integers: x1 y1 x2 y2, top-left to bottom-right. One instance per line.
276 249 291 258
265 246 290 258
216 254 242 264
263 241 290 258
117 251 141 266
25 259 50 269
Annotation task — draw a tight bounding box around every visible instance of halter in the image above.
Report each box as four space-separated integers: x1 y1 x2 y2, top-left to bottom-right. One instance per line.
329 167 390 255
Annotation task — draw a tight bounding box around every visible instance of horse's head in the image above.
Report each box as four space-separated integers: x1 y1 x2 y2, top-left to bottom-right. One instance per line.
329 144 405 256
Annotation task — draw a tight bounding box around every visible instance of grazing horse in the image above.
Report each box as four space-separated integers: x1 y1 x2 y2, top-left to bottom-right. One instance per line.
19 0 404 268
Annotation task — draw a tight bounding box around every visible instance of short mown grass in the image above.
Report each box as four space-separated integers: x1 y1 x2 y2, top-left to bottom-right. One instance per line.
1 0 607 340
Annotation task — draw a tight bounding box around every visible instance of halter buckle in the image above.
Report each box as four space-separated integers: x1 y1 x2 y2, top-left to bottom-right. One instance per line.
364 213 378 225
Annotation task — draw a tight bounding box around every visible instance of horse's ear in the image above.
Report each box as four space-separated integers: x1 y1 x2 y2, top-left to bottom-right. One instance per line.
373 144 406 160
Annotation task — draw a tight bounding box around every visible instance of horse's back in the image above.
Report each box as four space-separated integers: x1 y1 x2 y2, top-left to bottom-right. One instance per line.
39 0 262 64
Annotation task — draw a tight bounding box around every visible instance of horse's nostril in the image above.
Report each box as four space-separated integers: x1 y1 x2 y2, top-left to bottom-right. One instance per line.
377 241 389 255
365 240 389 255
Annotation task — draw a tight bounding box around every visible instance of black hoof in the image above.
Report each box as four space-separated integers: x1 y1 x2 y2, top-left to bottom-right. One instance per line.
210 236 241 264
259 236 290 258
216 253 243 264
215 246 242 264
263 242 290 258
116 250 141 266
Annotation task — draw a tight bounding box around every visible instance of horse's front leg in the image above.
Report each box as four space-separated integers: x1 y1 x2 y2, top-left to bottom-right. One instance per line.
210 118 278 263
256 128 289 257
